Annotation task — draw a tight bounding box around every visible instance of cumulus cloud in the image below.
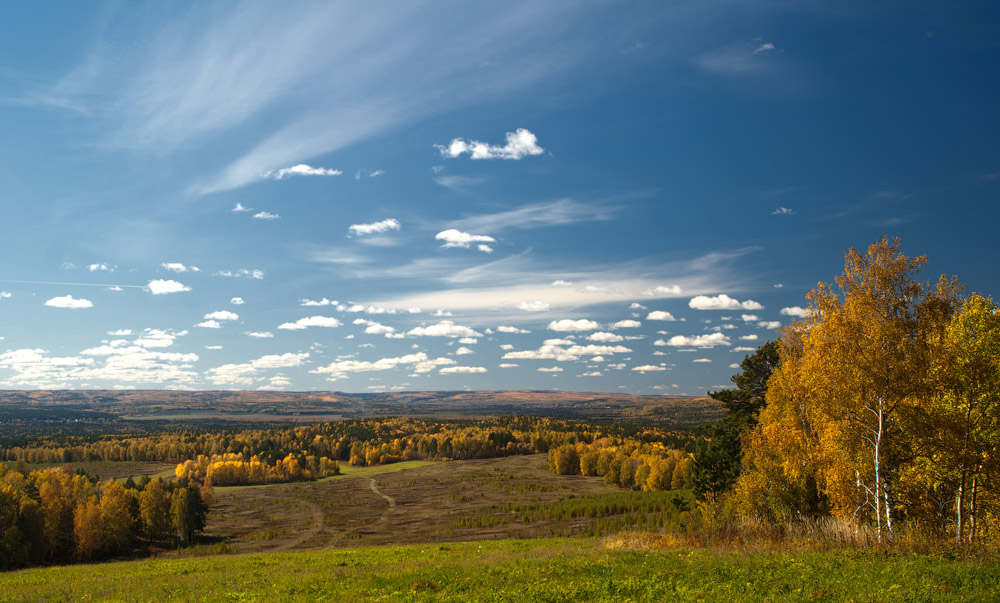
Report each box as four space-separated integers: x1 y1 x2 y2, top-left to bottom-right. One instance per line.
440 365 486 374
206 352 310 385
659 333 731 348
611 320 641 329
538 366 562 372
547 319 600 332
108 329 131 336
503 343 631 362
518 301 550 312
771 206 795 215
435 128 543 160
232 202 252 212
148 279 191 295
162 262 199 273
215 269 264 279
733 346 756 352
454 347 474 355
499 363 518 368
301 297 336 307
629 303 646 310
354 319 399 337
265 164 342 179
44 295 93 309
552 280 573 286
739 334 759 341
649 285 682 296
253 211 281 220
740 314 759 322
133 328 187 349
693 358 712 363
646 310 676 321
407 321 481 338
277 316 342 330
196 320 221 329
88 263 114 272
0 291 10 299
435 229 495 251
247 331 273 338
632 365 666 372
348 218 401 237
310 352 454 381
758 320 782 329
581 371 602 377
688 294 763 311
204 310 239 321
497 325 530 334
587 332 624 343
780 306 810 318
2 344 198 388
231 297 245 305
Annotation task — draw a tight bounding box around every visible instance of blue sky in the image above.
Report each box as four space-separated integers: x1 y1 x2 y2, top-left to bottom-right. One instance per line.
0 1 997 394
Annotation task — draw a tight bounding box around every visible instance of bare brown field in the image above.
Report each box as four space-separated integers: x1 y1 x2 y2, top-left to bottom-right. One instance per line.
198 454 664 555
4 460 177 481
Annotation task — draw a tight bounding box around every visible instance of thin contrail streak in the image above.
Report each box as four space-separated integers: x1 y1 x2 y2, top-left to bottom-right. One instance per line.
0 279 147 289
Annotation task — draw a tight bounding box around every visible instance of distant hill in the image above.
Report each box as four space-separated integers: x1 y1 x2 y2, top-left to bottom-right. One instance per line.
0 389 723 427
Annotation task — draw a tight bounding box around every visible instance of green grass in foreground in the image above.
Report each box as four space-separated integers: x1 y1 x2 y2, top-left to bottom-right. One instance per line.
2 537 998 602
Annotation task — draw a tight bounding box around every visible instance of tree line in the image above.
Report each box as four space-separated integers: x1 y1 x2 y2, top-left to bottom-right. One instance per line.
693 237 999 545
547 440 693 491
0 464 209 569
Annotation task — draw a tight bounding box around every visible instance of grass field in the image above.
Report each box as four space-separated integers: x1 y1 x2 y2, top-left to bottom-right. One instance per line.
198 454 692 555
3 537 998 602
1 459 177 481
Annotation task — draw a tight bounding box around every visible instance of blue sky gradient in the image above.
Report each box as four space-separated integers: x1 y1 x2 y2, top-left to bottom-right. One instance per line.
1 1 997 394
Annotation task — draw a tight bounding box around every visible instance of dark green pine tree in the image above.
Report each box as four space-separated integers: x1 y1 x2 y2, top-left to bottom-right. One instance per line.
692 340 779 502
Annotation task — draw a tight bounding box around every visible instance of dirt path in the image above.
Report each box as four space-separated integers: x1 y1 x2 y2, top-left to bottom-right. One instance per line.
369 478 396 523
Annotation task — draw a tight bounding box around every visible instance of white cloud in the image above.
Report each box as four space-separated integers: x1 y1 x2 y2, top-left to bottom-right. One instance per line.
108 329 132 336
301 297 336 306
497 325 530 334
162 262 199 273
739 334 759 341
266 164 342 179
629 303 646 310
538 366 562 372
349 218 401 237
646 310 676 321
753 42 776 55
500 344 514 351
552 280 573 286
733 346 756 352
206 352 310 385
2 344 198 388
89 263 114 272
196 320 221 329
458 337 478 344
254 211 281 220
310 352 454 381
660 333 731 348
454 347 474 355
649 285 682 296
440 365 486 374
476 244 494 254
407 321 481 338
632 365 666 372
729 363 741 369
435 229 495 250
740 314 759 322
231 297 245 305
133 328 187 349
693 358 712 363
247 331 274 338
774 283 784 289
780 306 810 318
278 316 342 330
355 319 398 337
44 295 93 309
548 318 600 332
148 279 191 294
688 294 763 311
232 202 252 213
499 363 518 368
204 310 239 321
450 199 613 234
503 343 631 362
0 291 10 299
581 371 602 377
771 206 795 215
587 332 624 343
758 321 782 330
435 128 543 160
518 301 550 312
215 269 264 279
611 319 641 329
205 345 223 350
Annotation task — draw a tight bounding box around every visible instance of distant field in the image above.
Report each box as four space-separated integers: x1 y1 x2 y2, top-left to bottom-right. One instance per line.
3 537 997 602
200 455 689 555
0 460 176 481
